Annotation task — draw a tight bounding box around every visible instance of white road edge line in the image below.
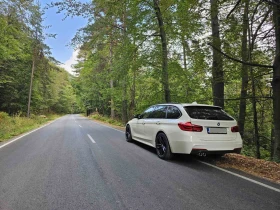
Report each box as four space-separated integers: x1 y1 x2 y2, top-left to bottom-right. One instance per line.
0 117 62 150
198 160 280 193
87 117 280 193
87 134 96 143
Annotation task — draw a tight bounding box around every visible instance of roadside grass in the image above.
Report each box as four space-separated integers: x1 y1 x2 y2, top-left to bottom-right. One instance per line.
0 112 60 142
88 113 124 127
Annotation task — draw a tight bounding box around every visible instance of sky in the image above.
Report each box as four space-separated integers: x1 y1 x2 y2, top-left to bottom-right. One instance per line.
40 0 88 74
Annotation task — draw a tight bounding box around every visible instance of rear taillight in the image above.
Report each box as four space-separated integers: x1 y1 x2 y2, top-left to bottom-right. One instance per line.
178 122 203 132
231 126 239 132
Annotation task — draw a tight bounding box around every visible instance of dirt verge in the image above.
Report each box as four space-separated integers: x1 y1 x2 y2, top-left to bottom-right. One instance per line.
215 153 280 184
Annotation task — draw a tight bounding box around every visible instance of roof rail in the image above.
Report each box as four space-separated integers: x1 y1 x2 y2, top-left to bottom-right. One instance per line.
157 102 181 104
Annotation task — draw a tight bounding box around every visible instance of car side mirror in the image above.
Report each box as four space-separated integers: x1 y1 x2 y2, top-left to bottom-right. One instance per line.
134 114 141 119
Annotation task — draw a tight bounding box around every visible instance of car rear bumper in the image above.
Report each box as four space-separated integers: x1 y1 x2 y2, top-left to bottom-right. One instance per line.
169 135 243 154
190 147 242 155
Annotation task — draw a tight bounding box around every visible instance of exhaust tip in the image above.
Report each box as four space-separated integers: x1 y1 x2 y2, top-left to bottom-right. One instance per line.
193 149 207 157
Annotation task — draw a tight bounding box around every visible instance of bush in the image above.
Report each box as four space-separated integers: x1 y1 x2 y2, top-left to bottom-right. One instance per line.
241 143 272 160
241 145 256 158
89 114 124 127
0 111 9 121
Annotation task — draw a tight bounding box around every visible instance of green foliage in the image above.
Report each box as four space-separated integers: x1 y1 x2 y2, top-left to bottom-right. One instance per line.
0 112 9 121
89 113 124 127
0 1 78 116
0 112 60 142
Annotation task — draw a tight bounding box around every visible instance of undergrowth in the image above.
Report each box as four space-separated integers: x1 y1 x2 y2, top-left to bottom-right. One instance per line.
89 113 124 127
0 112 60 142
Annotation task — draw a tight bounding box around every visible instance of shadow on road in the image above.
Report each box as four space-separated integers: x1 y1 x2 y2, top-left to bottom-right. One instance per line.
130 140 204 166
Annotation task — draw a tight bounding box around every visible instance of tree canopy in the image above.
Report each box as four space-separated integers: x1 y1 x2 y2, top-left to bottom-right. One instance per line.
0 0 80 115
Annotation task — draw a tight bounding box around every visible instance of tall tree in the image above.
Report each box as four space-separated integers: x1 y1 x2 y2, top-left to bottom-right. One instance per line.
238 0 249 138
153 0 171 102
27 2 48 117
210 0 224 108
272 1 280 161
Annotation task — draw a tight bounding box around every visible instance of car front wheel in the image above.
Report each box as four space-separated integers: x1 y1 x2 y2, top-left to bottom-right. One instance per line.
125 125 133 142
156 133 173 160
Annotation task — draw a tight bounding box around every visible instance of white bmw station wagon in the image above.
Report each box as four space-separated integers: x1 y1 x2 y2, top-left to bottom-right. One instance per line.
125 103 243 160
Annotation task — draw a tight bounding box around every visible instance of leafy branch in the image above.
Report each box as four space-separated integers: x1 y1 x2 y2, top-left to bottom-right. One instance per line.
207 42 273 68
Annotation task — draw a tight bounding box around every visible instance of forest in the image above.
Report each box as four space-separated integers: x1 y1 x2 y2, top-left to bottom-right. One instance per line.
0 0 79 116
1 0 280 162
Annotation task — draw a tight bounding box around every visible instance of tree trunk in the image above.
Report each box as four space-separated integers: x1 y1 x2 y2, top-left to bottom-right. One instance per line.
271 125 275 160
109 38 115 119
247 7 261 159
153 0 171 102
110 79 115 119
121 58 128 123
122 84 128 123
250 66 261 158
129 68 136 119
238 0 249 138
121 6 128 124
27 52 36 118
272 3 280 161
182 35 187 71
210 0 224 108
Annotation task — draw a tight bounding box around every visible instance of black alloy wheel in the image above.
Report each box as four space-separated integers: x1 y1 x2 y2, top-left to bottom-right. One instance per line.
125 125 133 142
156 133 173 160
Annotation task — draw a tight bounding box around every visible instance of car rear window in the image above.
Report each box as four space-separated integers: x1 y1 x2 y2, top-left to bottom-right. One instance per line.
167 106 181 119
149 105 167 118
184 106 234 121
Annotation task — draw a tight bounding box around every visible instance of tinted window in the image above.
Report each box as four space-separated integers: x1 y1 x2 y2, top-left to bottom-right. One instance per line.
141 106 155 119
184 106 234 121
149 105 167 118
167 106 181 119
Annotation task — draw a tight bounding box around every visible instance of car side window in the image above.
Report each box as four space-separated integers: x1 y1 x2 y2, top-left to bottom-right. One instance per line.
167 106 181 119
141 106 155 119
149 105 167 119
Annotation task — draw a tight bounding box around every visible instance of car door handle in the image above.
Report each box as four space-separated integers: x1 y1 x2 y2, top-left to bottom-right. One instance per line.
156 121 160 125
142 122 145 125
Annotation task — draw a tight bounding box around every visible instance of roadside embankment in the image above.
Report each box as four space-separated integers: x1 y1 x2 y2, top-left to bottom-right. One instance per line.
0 112 60 142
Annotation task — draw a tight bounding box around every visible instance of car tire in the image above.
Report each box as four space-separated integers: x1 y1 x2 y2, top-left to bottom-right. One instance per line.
125 125 133 142
156 133 173 160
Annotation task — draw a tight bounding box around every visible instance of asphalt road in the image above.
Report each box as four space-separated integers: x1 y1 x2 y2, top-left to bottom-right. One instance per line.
0 114 279 210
